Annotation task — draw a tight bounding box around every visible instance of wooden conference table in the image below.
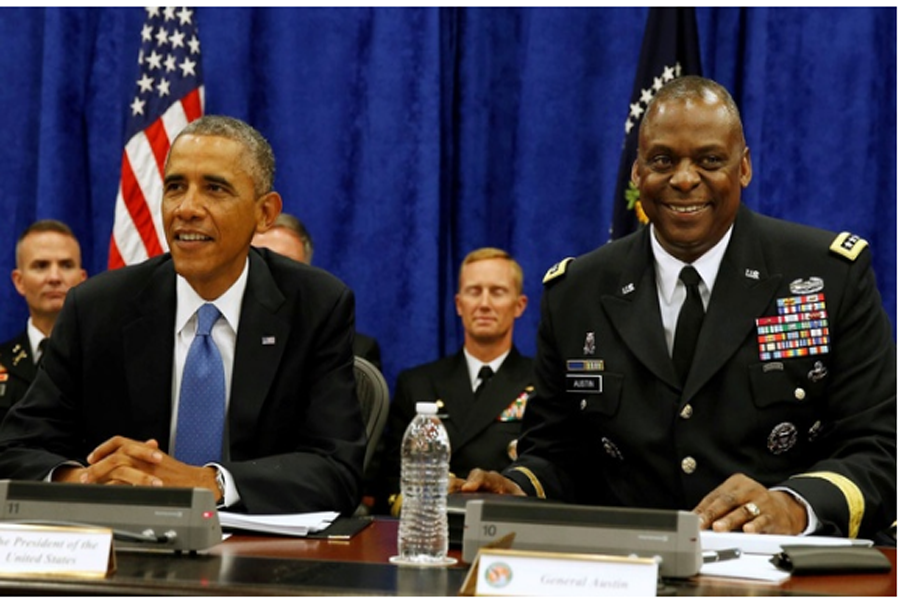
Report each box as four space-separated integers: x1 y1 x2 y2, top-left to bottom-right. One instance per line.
0 518 894 596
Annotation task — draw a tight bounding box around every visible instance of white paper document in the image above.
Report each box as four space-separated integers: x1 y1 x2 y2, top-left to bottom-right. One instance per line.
218 511 339 536
698 531 873 583
700 553 790 583
701 530 872 556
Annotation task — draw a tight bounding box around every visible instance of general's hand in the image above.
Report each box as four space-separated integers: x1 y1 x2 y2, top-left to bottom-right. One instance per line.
457 468 525 495
448 474 467 493
77 436 219 499
693 473 808 535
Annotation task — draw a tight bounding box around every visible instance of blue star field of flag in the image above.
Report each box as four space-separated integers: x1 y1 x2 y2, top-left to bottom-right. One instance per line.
127 7 202 139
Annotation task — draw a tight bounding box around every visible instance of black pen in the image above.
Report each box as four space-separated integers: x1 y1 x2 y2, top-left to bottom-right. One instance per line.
702 547 742 563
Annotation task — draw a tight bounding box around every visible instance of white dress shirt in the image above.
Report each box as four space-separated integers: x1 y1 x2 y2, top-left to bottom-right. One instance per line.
464 348 510 392
170 258 249 508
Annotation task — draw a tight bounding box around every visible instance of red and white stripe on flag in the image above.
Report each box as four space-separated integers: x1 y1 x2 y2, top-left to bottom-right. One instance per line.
109 7 205 269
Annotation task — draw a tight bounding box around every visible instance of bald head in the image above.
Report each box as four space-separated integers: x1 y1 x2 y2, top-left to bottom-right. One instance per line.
641 76 745 145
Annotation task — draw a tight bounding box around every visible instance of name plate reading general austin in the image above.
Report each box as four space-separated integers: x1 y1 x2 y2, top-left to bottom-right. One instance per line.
465 548 658 597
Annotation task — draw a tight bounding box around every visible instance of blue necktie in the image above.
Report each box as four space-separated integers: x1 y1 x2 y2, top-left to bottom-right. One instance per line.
175 303 225 465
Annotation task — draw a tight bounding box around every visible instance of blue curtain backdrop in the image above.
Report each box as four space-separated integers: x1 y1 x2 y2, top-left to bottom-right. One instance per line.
0 7 894 395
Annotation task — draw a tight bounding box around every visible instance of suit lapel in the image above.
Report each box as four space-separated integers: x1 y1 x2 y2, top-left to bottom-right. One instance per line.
229 252 288 451
433 352 475 443
4 332 37 383
601 230 679 388
123 260 177 449
685 206 781 398
454 349 531 450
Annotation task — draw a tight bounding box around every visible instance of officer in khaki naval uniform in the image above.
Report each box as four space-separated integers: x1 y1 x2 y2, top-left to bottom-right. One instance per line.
380 248 533 516
0 220 86 423
461 76 895 539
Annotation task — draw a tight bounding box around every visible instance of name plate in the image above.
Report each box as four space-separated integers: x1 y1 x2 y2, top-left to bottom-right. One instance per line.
464 548 658 596
0 523 114 578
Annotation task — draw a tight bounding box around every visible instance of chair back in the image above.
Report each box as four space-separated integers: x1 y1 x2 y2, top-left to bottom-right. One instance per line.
353 355 390 472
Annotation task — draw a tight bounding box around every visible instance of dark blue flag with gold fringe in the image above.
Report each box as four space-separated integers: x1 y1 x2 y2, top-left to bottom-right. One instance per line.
610 8 702 240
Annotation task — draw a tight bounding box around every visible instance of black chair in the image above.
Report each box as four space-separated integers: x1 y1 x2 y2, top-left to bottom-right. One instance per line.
353 355 389 473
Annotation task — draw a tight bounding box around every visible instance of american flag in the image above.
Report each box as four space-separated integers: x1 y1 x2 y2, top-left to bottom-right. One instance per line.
108 6 204 269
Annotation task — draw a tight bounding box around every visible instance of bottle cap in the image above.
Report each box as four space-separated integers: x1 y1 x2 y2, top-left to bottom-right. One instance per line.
415 402 438 415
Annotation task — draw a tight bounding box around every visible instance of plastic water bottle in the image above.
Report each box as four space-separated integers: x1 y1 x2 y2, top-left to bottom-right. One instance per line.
391 402 456 566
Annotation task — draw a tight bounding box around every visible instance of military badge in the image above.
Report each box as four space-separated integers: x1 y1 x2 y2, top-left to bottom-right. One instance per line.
756 293 830 360
567 359 604 372
497 388 533 422
807 361 828 383
767 422 798 455
583 332 595 356
789 277 824 295
601 437 624 461
542 257 575 285
808 420 823 442
829 232 868 261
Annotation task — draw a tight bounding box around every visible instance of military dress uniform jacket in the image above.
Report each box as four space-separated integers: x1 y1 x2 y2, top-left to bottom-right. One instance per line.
0 331 37 424
504 205 895 539
381 347 534 501
0 248 366 515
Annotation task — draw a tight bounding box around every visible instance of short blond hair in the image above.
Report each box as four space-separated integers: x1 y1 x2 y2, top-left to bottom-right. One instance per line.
459 247 524 294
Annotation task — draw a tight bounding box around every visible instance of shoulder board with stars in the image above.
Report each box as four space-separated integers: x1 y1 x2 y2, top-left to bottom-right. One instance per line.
829 232 868 262
543 257 575 285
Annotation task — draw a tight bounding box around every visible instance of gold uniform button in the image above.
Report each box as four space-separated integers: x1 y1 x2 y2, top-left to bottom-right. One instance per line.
794 387 807 401
679 404 693 419
681 456 697 474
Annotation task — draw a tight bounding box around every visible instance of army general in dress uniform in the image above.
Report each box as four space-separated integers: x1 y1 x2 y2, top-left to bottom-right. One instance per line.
460 76 895 540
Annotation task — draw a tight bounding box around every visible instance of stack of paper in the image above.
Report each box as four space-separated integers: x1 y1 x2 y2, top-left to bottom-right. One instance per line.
218 511 339 537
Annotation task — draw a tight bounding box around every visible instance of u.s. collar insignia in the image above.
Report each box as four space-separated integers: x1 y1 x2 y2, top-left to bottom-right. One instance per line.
583 332 596 355
789 277 824 295
621 282 635 295
745 269 760 280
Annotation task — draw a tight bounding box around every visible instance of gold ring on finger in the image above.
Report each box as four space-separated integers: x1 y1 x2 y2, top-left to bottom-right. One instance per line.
743 502 761 518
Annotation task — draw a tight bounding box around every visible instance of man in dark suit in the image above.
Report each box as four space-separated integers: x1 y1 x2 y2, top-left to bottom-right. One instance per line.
0 220 87 422
379 247 533 516
252 212 382 370
462 77 895 539
0 116 365 515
